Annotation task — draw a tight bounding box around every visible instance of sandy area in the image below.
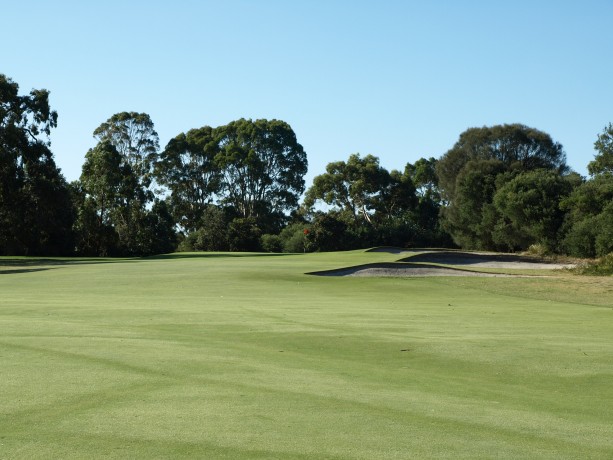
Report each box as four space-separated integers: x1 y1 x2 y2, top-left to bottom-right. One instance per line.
314 262 514 277
312 248 575 277
398 250 575 270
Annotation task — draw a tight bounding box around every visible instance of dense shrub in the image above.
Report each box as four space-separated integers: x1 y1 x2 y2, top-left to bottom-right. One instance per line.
260 234 283 253
573 253 613 276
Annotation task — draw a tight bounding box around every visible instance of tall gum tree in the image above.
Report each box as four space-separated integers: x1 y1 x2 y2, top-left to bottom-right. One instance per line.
154 126 221 232
215 118 307 230
93 112 160 191
0 74 74 255
303 153 418 225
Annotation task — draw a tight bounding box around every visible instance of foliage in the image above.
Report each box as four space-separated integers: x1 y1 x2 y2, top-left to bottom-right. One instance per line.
437 123 568 202
303 155 453 251
228 217 262 252
304 153 411 225
93 112 159 188
573 252 613 276
0 74 74 255
260 233 283 253
154 126 221 232
215 118 308 228
179 205 230 252
561 125 613 257
588 122 613 176
405 157 440 202
441 159 506 249
75 140 176 256
437 124 570 250
309 212 350 251
492 169 573 252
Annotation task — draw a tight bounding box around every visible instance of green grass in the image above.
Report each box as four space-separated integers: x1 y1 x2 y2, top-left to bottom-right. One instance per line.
1 250 612 459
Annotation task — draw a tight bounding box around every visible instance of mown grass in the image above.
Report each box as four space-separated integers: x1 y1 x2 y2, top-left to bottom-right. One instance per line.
1 250 612 459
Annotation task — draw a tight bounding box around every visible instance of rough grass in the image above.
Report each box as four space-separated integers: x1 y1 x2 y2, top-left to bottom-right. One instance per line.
1 250 612 459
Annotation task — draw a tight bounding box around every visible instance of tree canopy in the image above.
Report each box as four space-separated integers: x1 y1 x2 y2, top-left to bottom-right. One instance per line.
215 118 307 228
3 74 613 258
154 126 221 232
0 74 74 255
437 124 571 250
93 112 159 189
303 153 410 224
588 122 613 176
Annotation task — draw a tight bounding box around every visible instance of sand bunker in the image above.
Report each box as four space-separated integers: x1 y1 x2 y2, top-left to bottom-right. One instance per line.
311 249 575 277
312 262 514 277
399 250 575 270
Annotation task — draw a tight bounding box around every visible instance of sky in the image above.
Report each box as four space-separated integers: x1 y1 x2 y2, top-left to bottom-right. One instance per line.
3 0 612 186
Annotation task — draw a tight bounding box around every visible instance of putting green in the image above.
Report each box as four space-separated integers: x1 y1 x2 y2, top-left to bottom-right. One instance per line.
1 251 612 458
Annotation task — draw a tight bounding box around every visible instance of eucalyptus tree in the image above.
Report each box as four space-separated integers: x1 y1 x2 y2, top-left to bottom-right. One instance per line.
93 111 159 190
75 140 132 256
0 74 74 255
154 126 221 232
76 139 176 256
588 122 613 176
215 118 308 231
304 153 420 226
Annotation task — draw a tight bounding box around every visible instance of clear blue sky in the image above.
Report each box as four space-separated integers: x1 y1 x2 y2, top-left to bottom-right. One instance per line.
3 1 612 185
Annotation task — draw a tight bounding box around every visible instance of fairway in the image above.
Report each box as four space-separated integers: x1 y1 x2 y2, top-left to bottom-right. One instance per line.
1 250 612 459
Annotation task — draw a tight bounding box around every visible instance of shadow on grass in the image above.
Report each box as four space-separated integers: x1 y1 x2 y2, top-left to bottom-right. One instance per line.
0 252 293 271
146 252 293 260
399 251 544 265
0 268 53 275
0 257 140 268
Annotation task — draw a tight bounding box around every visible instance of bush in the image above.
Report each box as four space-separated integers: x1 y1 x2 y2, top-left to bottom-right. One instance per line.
228 217 261 252
573 253 613 276
279 223 310 253
562 217 597 258
525 243 549 257
260 234 283 253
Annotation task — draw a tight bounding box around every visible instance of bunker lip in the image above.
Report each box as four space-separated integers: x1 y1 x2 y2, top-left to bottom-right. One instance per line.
309 249 575 277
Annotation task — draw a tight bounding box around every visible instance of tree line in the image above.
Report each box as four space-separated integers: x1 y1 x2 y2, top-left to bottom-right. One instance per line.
1 74 611 258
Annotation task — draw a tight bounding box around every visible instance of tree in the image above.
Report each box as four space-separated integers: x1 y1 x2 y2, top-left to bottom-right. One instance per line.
441 159 507 250
181 205 230 252
302 154 451 250
437 124 569 250
133 199 177 255
75 139 177 257
492 169 574 251
588 123 613 176
75 141 129 256
0 74 74 255
93 112 159 189
437 124 568 202
561 125 613 257
215 118 307 230
303 154 400 224
404 157 449 244
154 126 221 232
405 157 440 202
